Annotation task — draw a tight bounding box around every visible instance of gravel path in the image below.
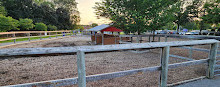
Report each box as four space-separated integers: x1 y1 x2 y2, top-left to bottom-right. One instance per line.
0 36 215 87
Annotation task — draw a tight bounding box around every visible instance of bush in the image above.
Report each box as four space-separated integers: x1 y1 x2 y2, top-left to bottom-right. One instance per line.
0 15 19 32
35 23 47 31
19 18 34 30
47 24 57 31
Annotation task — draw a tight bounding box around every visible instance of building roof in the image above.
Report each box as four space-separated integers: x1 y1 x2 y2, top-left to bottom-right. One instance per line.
88 24 110 32
88 24 123 32
101 27 123 32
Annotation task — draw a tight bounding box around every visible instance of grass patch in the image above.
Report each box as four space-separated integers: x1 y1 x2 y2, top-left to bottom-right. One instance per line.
0 34 66 43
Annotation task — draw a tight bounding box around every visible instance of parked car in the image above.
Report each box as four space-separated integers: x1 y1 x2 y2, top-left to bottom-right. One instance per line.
157 30 168 34
185 30 199 35
201 30 209 35
215 28 220 36
179 32 186 35
168 30 177 34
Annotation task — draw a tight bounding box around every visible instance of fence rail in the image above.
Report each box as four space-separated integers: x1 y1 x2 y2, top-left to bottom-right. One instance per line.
119 34 220 44
0 30 73 43
1 39 219 87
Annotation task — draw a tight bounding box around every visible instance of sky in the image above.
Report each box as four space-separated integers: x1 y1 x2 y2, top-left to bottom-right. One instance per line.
75 0 111 25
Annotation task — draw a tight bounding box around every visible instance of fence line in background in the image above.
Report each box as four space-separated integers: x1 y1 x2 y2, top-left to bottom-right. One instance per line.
0 30 74 43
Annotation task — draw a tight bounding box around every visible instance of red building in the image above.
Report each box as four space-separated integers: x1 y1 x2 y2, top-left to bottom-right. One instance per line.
88 24 128 45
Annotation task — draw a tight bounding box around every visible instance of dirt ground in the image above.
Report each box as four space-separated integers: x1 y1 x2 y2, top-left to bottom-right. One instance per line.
0 35 218 87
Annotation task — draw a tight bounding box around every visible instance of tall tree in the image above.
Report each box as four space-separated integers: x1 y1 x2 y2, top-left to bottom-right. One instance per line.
202 0 220 25
0 1 6 16
94 0 178 35
1 0 80 30
170 0 191 33
54 0 80 27
186 0 205 34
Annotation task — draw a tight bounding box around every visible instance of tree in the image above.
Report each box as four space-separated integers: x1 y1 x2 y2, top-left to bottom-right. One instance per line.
162 22 176 30
19 18 34 31
94 0 178 35
186 0 206 34
203 0 220 25
0 15 19 32
183 22 199 30
169 0 191 33
91 23 98 27
0 1 6 16
1 0 80 30
47 24 57 31
35 23 47 31
54 0 80 29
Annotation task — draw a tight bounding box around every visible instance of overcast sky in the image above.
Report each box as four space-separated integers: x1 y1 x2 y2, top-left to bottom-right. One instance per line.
75 0 111 25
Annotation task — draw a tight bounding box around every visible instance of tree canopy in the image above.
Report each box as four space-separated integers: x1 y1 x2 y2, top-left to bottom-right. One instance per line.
35 22 47 31
94 0 178 34
0 15 19 32
0 0 80 31
91 23 98 27
94 0 220 34
19 18 35 31
203 0 220 25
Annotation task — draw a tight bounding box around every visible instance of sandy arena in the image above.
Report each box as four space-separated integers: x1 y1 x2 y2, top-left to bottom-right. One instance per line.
0 36 219 87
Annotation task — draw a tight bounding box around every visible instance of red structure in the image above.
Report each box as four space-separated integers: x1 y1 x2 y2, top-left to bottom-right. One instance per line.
88 24 128 45
101 27 123 32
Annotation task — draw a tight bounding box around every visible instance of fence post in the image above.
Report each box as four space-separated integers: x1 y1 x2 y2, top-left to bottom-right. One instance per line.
140 36 142 43
165 35 168 42
56 32 58 38
102 33 104 45
115 35 117 44
77 50 86 87
207 43 218 79
40 32 42 40
13 33 16 43
28 33 30 41
95 33 97 45
119 35 122 44
158 36 160 42
189 46 193 58
136 36 140 43
160 46 170 87
49 32 51 39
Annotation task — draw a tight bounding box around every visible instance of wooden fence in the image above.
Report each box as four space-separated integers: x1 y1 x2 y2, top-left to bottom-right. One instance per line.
0 30 73 43
119 34 220 43
0 39 219 87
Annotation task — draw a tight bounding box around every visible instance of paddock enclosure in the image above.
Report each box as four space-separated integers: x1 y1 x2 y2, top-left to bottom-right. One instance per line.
0 35 220 87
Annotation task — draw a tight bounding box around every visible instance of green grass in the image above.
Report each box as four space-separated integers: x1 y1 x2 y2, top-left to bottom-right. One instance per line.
0 34 67 43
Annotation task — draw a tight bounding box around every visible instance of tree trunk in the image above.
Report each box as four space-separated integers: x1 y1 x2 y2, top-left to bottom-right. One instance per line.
199 21 204 35
177 24 180 34
137 29 140 35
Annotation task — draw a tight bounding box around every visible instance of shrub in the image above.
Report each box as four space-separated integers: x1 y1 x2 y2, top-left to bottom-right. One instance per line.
47 24 57 31
19 18 34 30
0 15 19 32
35 23 47 31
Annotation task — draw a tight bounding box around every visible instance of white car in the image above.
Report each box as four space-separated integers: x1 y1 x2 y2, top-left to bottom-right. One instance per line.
179 32 186 35
185 31 199 35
